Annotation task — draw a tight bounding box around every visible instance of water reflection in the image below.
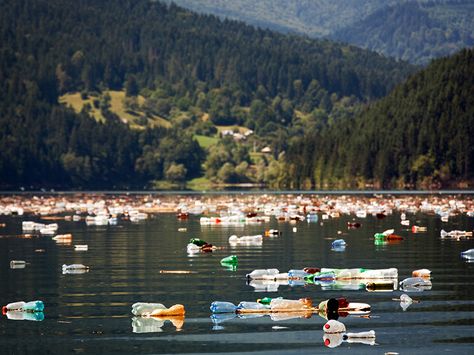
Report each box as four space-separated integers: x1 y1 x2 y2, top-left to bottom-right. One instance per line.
131 316 184 333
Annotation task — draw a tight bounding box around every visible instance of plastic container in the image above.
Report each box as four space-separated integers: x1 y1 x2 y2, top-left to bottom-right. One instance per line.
288 269 309 279
461 249 474 258
304 271 336 282
412 269 431 278
186 243 200 253
2 300 44 313
10 260 26 269
220 255 238 265
270 298 312 310
132 302 166 316
332 239 346 248
210 301 237 313
399 277 432 291
246 269 280 279
237 301 268 310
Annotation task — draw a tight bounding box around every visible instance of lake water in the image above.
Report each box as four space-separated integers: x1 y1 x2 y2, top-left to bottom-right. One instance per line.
1 196 474 354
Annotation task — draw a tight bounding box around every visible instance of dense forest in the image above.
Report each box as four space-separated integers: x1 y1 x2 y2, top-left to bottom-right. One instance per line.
170 0 474 65
0 0 415 189
285 48 474 189
332 0 474 65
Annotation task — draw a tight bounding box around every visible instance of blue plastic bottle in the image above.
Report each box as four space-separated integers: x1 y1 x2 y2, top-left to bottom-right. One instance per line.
210 301 237 313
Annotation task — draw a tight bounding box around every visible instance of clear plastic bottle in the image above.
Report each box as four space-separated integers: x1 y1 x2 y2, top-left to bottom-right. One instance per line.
246 269 279 279
210 301 237 313
270 298 312 310
288 269 309 279
2 300 44 313
131 302 166 316
237 301 268 310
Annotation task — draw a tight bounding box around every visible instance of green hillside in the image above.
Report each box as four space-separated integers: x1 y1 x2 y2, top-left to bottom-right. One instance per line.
285 48 474 189
0 0 414 189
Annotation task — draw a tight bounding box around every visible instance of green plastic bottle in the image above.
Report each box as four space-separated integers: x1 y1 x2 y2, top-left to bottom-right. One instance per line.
220 255 238 265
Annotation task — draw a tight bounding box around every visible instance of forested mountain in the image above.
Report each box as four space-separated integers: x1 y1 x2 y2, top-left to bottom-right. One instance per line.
165 0 394 37
169 0 474 64
285 48 474 189
331 0 474 65
0 0 413 189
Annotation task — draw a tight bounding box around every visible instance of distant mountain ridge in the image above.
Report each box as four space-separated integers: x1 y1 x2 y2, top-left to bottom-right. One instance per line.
169 0 474 64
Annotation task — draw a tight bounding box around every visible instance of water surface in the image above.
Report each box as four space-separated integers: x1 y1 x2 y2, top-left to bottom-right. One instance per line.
1 201 473 354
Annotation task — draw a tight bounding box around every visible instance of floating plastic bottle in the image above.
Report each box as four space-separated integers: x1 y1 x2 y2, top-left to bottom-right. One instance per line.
132 302 166 316
399 277 432 291
365 281 397 292
187 243 200 254
246 269 280 279
331 239 346 250
461 249 474 261
288 269 309 279
412 269 431 278
304 271 336 283
399 293 413 311
237 301 268 310
210 301 237 314
270 298 312 311
62 264 89 274
2 300 44 313
228 234 263 245
10 260 26 269
132 303 184 317
220 255 238 266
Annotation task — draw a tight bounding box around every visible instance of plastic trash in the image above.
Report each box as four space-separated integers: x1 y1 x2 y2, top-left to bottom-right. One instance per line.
74 244 88 251
257 297 282 305
412 269 431 278
331 239 346 249
2 300 44 313
220 255 238 266
461 249 474 260
210 301 237 314
52 234 72 242
237 301 269 310
62 264 89 274
10 260 26 269
288 269 309 280
228 235 263 245
132 302 166 316
132 303 185 317
399 293 413 311
270 298 312 311
365 281 397 292
246 269 280 280
186 243 200 254
399 277 432 291
411 225 427 233
304 271 336 283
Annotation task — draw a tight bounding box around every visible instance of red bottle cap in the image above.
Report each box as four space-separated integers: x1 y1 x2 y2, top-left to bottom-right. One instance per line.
2 306 7 315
